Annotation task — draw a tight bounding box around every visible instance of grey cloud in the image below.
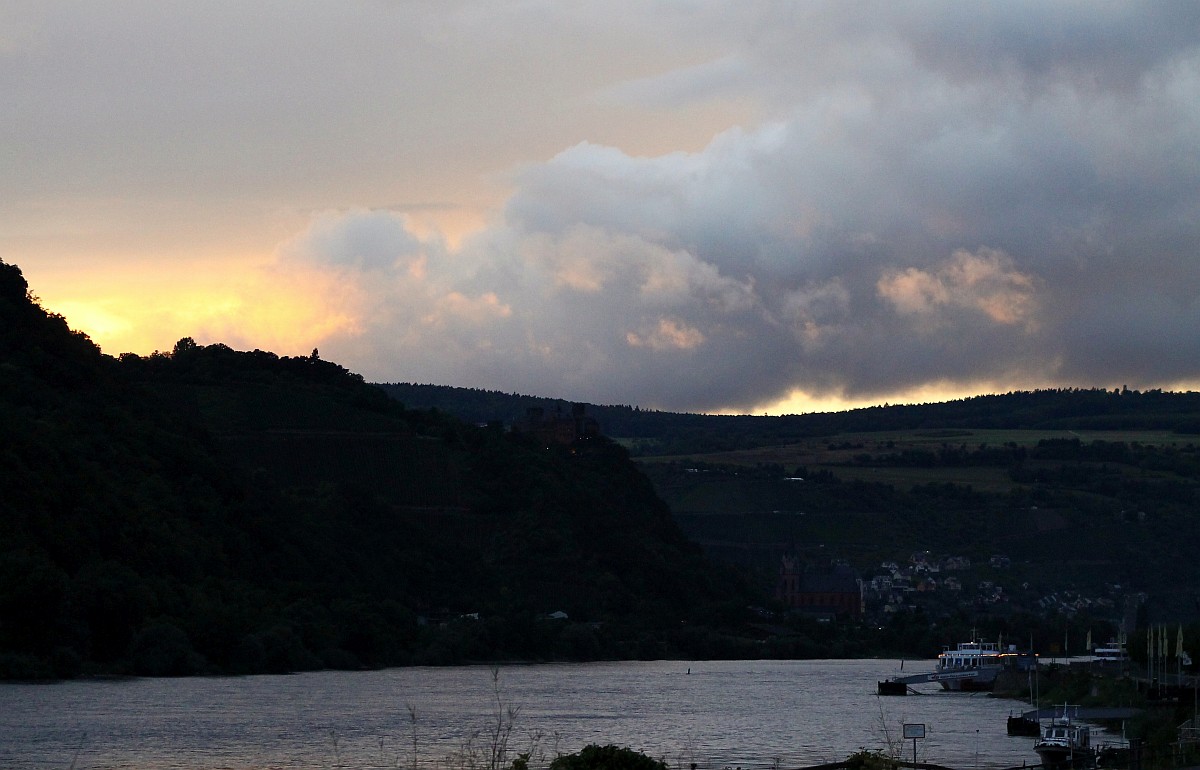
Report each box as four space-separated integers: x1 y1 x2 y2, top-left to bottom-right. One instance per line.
893 2 1200 94
280 210 424 271
732 2 1200 103
596 55 754 108
5 1 699 203
291 3 1200 412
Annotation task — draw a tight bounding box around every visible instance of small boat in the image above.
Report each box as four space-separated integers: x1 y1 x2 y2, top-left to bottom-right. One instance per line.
1034 707 1093 768
1095 741 1130 768
1007 713 1040 736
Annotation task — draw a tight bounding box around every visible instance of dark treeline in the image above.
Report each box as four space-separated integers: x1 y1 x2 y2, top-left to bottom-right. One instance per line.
0 260 756 679
381 384 1200 456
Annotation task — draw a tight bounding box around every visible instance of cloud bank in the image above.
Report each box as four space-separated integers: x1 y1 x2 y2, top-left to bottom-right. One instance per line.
8 2 1200 413
265 3 1200 412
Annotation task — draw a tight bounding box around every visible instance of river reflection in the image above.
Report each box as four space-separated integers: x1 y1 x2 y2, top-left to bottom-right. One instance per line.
1 659 1044 770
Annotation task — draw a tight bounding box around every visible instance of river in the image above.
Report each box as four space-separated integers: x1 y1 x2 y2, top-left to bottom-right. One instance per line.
1 659 1047 770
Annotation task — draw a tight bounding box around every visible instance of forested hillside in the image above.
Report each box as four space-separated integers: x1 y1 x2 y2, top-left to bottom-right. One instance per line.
381 383 1200 455
383 382 1200 630
0 260 753 679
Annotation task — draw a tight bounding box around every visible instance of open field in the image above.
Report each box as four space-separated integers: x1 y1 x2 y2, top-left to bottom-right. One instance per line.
638 427 1192 466
806 463 1018 492
636 427 1200 494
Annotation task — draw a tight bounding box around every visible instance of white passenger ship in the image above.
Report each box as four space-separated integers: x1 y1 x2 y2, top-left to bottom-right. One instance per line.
932 639 1036 691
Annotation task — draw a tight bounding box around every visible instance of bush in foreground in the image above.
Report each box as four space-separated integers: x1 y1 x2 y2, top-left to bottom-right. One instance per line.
548 744 668 770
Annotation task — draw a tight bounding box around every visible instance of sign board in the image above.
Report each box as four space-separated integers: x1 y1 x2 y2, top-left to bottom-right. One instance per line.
903 723 926 766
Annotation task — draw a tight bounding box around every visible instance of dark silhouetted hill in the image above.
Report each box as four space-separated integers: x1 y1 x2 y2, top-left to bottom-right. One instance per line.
0 260 753 678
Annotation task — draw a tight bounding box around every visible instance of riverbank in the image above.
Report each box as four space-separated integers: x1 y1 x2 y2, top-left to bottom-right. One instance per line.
989 659 1200 769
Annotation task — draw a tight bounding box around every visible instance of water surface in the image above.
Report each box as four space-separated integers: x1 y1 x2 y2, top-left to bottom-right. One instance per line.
1 659 1046 770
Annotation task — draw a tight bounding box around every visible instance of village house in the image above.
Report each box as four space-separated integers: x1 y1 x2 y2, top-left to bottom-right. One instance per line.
943 556 972 570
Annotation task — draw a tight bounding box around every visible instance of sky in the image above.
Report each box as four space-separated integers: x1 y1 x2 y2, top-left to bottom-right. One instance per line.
5 1 1200 415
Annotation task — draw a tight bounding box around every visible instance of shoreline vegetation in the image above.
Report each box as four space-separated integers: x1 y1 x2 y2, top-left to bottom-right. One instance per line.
987 661 1199 769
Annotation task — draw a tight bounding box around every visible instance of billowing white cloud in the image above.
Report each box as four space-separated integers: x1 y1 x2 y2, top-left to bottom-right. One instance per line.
877 248 1037 327
626 318 706 352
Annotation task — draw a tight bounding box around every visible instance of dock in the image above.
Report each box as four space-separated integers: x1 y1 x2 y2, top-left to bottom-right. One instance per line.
877 669 988 694
1018 705 1143 721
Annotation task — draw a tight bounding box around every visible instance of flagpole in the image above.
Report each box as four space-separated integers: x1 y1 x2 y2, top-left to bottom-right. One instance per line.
1179 624 1185 686
1161 625 1168 695
1148 626 1154 685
